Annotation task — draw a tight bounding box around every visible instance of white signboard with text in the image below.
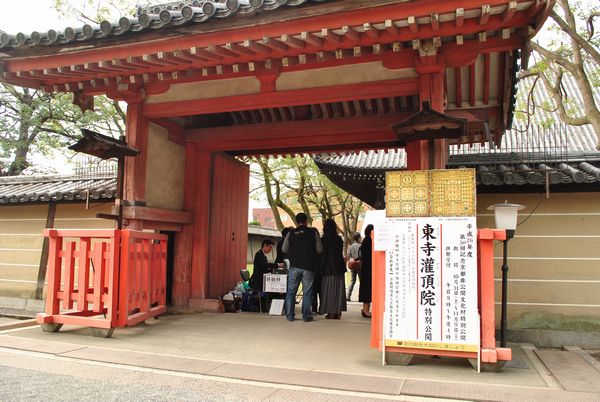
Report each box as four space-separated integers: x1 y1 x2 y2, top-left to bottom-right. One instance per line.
378 216 480 353
263 274 287 293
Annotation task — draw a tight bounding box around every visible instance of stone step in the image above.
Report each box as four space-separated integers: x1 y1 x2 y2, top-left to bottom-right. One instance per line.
535 349 600 392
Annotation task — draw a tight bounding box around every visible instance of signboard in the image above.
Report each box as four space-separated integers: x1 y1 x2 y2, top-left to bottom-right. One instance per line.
379 216 479 353
263 274 287 293
386 169 476 217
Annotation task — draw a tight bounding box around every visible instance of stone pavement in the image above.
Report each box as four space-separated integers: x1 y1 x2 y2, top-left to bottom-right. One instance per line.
1 304 599 401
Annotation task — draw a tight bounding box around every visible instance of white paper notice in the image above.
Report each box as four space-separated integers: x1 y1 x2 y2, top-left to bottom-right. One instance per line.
383 216 480 353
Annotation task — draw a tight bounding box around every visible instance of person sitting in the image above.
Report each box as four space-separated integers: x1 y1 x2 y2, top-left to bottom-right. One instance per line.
249 239 275 292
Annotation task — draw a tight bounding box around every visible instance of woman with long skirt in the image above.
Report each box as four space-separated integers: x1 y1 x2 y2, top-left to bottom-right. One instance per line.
318 219 347 319
359 224 373 318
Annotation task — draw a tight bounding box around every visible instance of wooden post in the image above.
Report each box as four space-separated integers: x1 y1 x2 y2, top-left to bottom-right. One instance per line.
405 71 449 171
34 202 56 300
190 150 212 300
172 143 199 307
124 102 148 230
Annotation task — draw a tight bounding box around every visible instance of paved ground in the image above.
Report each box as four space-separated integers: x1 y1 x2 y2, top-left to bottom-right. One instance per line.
1 303 599 401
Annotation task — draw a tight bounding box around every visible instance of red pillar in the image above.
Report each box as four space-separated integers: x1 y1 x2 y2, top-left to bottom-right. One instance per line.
171 143 198 307
405 69 448 171
124 102 148 230
190 150 212 300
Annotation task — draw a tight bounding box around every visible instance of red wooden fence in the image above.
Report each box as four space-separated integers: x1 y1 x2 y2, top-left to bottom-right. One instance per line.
36 229 167 334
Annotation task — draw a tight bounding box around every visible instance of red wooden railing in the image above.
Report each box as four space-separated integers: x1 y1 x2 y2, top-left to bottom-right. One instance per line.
36 229 167 334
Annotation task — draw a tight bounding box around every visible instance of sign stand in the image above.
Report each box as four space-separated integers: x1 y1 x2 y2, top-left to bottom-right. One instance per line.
373 169 512 372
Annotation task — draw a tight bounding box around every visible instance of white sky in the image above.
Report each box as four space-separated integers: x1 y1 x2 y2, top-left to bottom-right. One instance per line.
1 1 75 33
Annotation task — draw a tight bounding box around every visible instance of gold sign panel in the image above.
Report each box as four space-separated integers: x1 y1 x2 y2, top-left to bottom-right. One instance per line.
386 169 476 217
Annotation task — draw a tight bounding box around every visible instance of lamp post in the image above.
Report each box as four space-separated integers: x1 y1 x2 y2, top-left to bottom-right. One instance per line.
487 201 525 347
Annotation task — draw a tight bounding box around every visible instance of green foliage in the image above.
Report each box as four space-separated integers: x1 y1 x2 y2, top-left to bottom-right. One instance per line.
250 155 365 250
248 220 261 226
0 84 125 176
518 0 600 143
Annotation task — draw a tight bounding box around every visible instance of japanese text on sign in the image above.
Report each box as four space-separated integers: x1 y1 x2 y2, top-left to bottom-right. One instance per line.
381 217 479 352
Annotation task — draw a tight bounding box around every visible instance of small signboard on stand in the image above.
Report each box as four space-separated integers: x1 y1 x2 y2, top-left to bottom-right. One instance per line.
263 274 287 293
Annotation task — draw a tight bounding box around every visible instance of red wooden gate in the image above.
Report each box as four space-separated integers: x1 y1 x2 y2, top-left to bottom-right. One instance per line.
36 229 167 335
206 153 249 299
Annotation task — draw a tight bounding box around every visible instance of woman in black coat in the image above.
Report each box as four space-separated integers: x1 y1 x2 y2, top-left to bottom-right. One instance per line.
359 224 373 318
318 219 347 319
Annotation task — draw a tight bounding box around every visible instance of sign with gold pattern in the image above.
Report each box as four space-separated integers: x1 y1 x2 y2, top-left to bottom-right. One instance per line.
386 169 476 217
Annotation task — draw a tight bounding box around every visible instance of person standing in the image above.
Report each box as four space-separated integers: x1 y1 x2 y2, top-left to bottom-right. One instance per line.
274 227 292 266
359 224 373 318
346 232 362 301
282 213 323 322
319 219 347 319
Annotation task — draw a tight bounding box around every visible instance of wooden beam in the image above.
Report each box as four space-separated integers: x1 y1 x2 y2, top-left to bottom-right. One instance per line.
321 28 341 43
456 8 465 28
503 1 517 22
143 78 419 118
191 47 222 61
342 26 360 41
480 5 491 25
208 44 238 59
408 16 419 33
430 13 440 31
281 34 305 49
225 42 255 56
185 113 412 151
483 53 490 105
34 202 57 300
363 23 379 39
455 66 463 108
301 31 323 47
262 37 288 52
122 206 193 224
469 63 476 106
385 20 399 36
244 39 272 54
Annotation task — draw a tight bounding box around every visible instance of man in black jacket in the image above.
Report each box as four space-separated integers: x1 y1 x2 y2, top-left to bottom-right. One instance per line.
249 239 275 291
282 212 323 322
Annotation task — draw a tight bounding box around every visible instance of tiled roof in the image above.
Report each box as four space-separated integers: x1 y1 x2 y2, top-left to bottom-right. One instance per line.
314 73 600 188
248 225 282 238
0 174 116 204
314 126 600 188
0 0 328 49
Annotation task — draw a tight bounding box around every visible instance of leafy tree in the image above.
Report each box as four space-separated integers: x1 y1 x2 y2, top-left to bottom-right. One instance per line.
250 155 365 251
0 0 139 176
0 85 125 175
519 0 599 146
53 0 141 23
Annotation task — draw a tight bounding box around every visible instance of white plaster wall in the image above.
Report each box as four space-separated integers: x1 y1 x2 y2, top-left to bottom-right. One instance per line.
276 62 417 91
146 76 261 104
145 123 185 210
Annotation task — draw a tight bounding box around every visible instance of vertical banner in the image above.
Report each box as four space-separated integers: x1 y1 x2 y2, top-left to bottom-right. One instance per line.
380 216 479 353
